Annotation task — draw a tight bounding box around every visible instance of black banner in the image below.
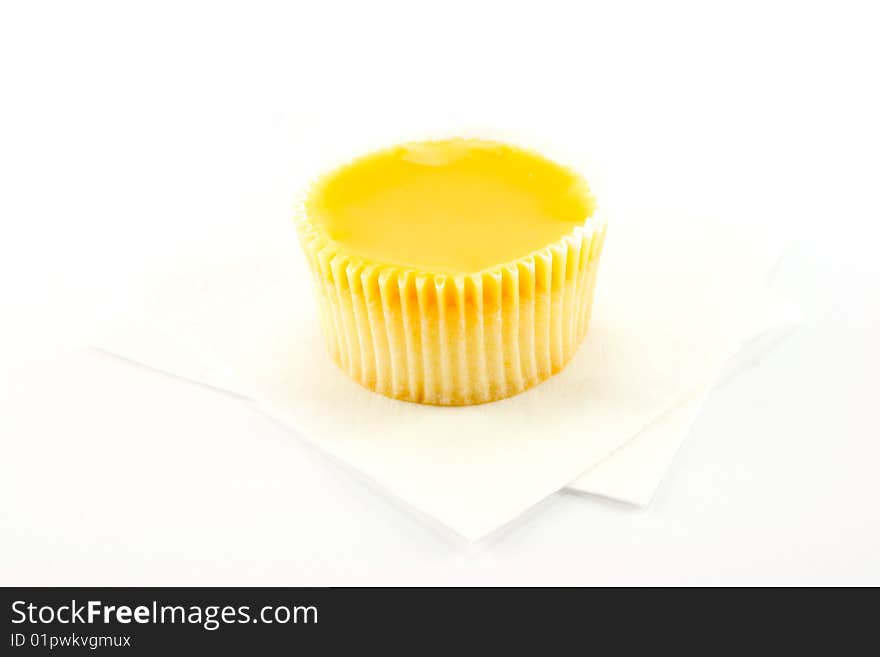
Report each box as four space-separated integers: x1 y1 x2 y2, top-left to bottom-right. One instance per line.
2 586 868 653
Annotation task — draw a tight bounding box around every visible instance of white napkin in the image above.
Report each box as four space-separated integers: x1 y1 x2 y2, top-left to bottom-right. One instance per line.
96 219 794 540
567 308 797 505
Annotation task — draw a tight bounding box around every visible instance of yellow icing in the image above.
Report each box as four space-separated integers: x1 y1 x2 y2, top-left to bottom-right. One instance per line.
306 139 595 273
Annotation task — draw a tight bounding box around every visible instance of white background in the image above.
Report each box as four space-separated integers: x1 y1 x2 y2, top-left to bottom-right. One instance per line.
1 1 878 585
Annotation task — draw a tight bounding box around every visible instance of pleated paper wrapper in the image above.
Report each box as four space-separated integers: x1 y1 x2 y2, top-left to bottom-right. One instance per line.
295 209 607 405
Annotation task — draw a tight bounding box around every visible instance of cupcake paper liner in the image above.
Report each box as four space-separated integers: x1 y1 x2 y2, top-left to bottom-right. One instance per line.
295 207 607 405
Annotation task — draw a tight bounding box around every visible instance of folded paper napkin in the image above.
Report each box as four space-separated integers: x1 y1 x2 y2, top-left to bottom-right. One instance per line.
96 218 797 540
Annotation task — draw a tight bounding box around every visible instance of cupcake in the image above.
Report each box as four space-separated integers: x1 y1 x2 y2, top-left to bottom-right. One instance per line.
295 138 606 405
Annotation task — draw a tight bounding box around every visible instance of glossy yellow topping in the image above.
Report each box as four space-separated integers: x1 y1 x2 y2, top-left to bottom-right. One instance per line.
306 139 595 274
